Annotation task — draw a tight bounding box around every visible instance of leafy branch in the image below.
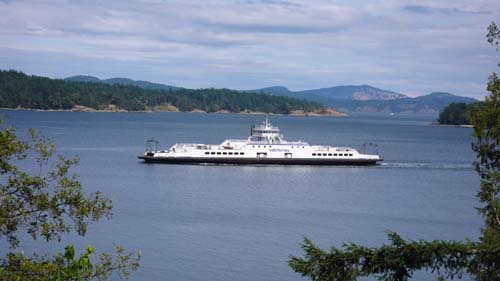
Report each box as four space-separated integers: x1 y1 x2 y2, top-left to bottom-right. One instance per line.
0 118 140 279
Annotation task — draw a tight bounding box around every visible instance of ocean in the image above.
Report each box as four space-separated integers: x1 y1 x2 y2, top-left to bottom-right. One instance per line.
0 110 481 280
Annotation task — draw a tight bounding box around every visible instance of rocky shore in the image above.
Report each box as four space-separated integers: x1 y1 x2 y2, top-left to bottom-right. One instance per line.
430 122 473 128
1 104 347 117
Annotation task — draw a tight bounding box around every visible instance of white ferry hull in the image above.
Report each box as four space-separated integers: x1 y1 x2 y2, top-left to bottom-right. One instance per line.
139 116 383 166
138 155 381 165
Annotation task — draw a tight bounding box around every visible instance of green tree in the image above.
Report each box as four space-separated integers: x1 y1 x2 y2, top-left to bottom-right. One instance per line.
0 70 328 115
289 22 500 281
0 119 140 280
438 102 471 125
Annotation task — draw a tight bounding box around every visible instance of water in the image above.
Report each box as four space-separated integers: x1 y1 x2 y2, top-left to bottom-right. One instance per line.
1 111 481 280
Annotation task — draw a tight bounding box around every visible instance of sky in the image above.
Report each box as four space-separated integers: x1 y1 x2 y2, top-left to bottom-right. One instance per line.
0 0 499 99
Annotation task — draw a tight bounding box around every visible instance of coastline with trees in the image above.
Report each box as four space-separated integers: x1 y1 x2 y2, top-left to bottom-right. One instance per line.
0 70 344 117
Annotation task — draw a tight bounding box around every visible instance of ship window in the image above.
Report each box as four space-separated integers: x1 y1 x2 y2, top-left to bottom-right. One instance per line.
322 153 327 156
312 153 316 156
334 153 338 156
217 152 221 155
328 153 332 156
211 152 215 155
241 153 245 155
205 152 209 155
223 152 227 155
258 145 260 148
349 154 353 156
229 152 233 155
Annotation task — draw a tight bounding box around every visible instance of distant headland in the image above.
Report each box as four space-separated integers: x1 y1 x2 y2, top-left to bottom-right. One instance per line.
1 69 478 116
0 70 345 116
65 74 480 115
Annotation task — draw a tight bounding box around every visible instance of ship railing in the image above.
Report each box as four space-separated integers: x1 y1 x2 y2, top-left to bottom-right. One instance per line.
172 143 231 151
146 138 162 152
281 140 308 145
361 143 379 155
312 145 338 151
335 147 353 152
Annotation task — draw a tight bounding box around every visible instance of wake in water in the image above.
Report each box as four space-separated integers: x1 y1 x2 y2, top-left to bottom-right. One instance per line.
380 162 473 170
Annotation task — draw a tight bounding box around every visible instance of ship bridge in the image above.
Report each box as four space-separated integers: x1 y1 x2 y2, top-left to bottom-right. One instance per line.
248 116 285 144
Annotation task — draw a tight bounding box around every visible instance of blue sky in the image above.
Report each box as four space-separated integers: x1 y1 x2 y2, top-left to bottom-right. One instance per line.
0 0 499 99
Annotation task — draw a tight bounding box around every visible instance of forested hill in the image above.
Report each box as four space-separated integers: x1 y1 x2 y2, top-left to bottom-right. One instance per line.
65 75 180 91
249 86 476 114
437 102 483 125
0 70 339 115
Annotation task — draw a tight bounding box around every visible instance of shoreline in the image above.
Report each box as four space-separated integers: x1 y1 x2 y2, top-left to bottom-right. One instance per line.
0 106 347 117
430 122 473 128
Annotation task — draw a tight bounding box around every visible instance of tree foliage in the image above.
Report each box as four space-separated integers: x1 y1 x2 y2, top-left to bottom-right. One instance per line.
437 102 479 125
0 71 327 114
1 244 140 281
289 22 500 281
0 119 140 280
0 126 111 248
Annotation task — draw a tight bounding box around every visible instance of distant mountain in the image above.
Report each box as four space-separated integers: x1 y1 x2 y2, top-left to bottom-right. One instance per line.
245 86 292 95
322 92 477 114
249 85 408 101
65 76 179 91
65 75 101 83
102 78 179 91
249 85 476 114
296 85 408 101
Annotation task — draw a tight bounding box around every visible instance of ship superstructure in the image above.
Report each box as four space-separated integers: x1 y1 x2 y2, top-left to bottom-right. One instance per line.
139 116 382 165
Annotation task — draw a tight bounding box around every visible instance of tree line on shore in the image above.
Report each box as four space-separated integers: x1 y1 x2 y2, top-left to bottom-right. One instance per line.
0 70 326 114
437 102 475 125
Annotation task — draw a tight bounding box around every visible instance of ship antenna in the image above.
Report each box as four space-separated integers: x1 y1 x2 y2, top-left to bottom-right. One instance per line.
265 114 269 127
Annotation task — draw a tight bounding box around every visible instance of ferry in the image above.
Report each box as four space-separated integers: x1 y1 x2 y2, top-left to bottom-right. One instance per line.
138 116 382 165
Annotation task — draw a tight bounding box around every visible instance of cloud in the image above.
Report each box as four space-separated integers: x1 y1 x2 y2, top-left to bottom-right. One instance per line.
403 4 490 15
199 21 346 34
0 0 499 99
